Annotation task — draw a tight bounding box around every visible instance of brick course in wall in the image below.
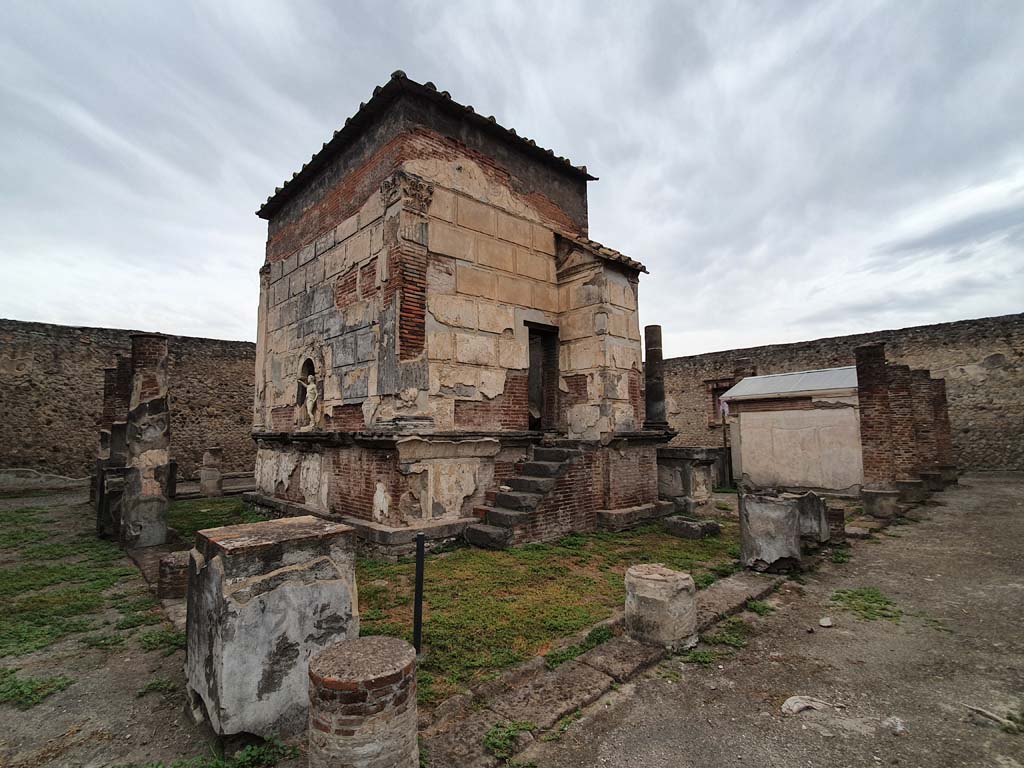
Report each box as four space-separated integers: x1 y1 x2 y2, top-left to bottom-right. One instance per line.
0 319 256 478
662 313 1024 471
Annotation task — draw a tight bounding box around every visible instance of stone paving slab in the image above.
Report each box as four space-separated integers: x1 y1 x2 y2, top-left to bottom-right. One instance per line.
487 660 614 730
695 572 784 631
420 707 507 768
577 636 665 682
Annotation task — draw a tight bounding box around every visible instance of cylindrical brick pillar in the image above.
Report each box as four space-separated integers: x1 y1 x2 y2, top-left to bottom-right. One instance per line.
624 564 697 650
308 636 418 768
854 343 894 488
643 325 668 430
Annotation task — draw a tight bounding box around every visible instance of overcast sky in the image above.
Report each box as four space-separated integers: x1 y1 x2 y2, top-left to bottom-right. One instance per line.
2 1 1022 356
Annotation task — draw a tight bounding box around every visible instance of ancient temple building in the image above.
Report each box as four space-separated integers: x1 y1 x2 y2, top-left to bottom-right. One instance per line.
249 72 671 554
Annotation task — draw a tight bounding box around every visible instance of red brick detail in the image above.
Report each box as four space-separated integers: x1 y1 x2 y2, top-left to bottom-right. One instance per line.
359 257 378 298
270 406 294 432
275 461 305 504
327 447 406 524
910 370 939 472
604 442 659 509
931 378 954 466
887 364 917 481
855 343 894 486
335 266 358 309
325 404 365 432
398 247 426 360
512 450 600 544
454 372 529 431
559 374 588 429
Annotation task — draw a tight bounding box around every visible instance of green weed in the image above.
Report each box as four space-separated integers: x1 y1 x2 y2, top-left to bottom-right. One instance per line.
702 616 751 648
0 667 72 709
137 677 177 698
540 709 582 742
139 628 186 655
167 498 268 541
746 599 774 616
680 649 716 665
715 502 733 511
831 587 901 621
483 721 535 762
831 549 851 564
544 625 613 669
81 632 127 649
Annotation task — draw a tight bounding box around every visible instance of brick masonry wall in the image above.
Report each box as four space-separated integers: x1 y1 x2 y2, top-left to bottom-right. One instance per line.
0 319 255 478
662 313 1024 470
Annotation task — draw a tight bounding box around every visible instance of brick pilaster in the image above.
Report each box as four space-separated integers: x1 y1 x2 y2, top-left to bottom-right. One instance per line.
910 369 938 473
887 364 917 481
855 343 894 487
931 377 954 467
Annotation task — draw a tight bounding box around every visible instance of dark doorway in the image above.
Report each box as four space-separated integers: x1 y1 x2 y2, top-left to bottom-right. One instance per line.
527 324 559 431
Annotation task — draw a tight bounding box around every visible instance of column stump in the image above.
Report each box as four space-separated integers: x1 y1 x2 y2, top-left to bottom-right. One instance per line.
308 636 419 768
624 564 697 650
861 488 900 519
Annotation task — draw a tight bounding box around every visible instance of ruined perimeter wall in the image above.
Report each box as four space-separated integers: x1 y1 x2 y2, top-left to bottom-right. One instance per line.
0 319 256 478
663 313 1024 471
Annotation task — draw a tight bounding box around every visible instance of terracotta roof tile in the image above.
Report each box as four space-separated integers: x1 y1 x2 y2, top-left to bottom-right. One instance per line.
257 71 596 219
562 234 648 274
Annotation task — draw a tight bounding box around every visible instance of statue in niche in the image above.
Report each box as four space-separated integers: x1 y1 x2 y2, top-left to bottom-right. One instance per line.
297 374 319 423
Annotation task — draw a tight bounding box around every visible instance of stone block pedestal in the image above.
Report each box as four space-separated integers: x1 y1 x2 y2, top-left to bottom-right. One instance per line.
895 479 927 504
624 564 697 650
939 465 959 487
185 515 359 737
919 471 944 492
308 636 419 768
739 492 803 571
861 488 900 519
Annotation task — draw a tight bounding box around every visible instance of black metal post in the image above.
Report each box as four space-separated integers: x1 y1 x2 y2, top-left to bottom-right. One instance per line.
413 532 425 654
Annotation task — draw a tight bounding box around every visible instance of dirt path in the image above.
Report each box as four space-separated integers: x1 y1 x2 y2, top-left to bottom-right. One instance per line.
522 473 1024 768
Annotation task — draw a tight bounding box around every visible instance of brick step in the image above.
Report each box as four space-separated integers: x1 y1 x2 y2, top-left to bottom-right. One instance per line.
507 476 555 494
533 447 580 462
494 491 543 511
484 506 529 528
520 461 563 477
464 523 513 550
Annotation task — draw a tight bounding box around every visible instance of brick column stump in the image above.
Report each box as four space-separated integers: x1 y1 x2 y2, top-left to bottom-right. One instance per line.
308 636 419 768
861 488 900 519
624 564 697 650
826 506 846 543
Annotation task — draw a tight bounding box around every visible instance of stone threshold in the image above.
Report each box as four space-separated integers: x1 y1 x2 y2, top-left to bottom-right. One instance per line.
419 571 784 767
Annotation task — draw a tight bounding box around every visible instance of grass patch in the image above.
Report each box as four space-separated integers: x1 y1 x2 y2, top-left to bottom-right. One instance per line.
831 587 901 621
540 709 582 742
356 522 739 706
714 502 733 511
81 632 127 649
831 549 851 564
544 625 613 669
746 599 774 616
137 676 177 698
702 616 751 648
680 649 717 665
0 667 72 709
139 628 186 655
483 721 535 762
167 498 268 541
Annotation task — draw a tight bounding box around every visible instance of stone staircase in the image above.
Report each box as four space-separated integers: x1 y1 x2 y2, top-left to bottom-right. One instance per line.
464 445 582 549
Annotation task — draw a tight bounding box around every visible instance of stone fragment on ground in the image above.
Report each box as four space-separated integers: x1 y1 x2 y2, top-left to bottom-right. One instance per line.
663 516 721 539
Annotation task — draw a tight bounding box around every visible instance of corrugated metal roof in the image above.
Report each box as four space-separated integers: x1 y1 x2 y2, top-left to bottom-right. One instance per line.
721 366 857 401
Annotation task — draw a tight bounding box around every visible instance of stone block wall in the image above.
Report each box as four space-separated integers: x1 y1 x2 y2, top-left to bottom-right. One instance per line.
0 319 255 478
662 313 1024 470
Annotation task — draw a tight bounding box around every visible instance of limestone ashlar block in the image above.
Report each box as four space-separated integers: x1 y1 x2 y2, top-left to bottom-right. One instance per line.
739 493 803 571
496 210 533 247
624 564 697 650
429 220 475 261
456 196 497 236
428 294 478 330
476 236 515 272
456 264 497 300
185 516 359 738
308 636 419 768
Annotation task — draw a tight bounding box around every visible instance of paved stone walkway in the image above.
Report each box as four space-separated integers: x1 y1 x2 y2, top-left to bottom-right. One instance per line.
519 473 1024 768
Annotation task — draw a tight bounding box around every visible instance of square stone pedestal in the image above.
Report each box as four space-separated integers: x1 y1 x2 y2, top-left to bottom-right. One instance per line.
895 479 928 504
739 492 803 572
861 488 901 519
185 516 359 737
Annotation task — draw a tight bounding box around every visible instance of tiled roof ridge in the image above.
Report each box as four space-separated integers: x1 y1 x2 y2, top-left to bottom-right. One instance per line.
257 71 597 219
561 233 648 274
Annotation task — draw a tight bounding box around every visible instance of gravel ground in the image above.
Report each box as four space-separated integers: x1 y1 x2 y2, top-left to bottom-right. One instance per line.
521 473 1024 768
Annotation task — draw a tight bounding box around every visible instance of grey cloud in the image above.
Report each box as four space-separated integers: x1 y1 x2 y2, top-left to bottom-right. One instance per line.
0 0 1022 353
